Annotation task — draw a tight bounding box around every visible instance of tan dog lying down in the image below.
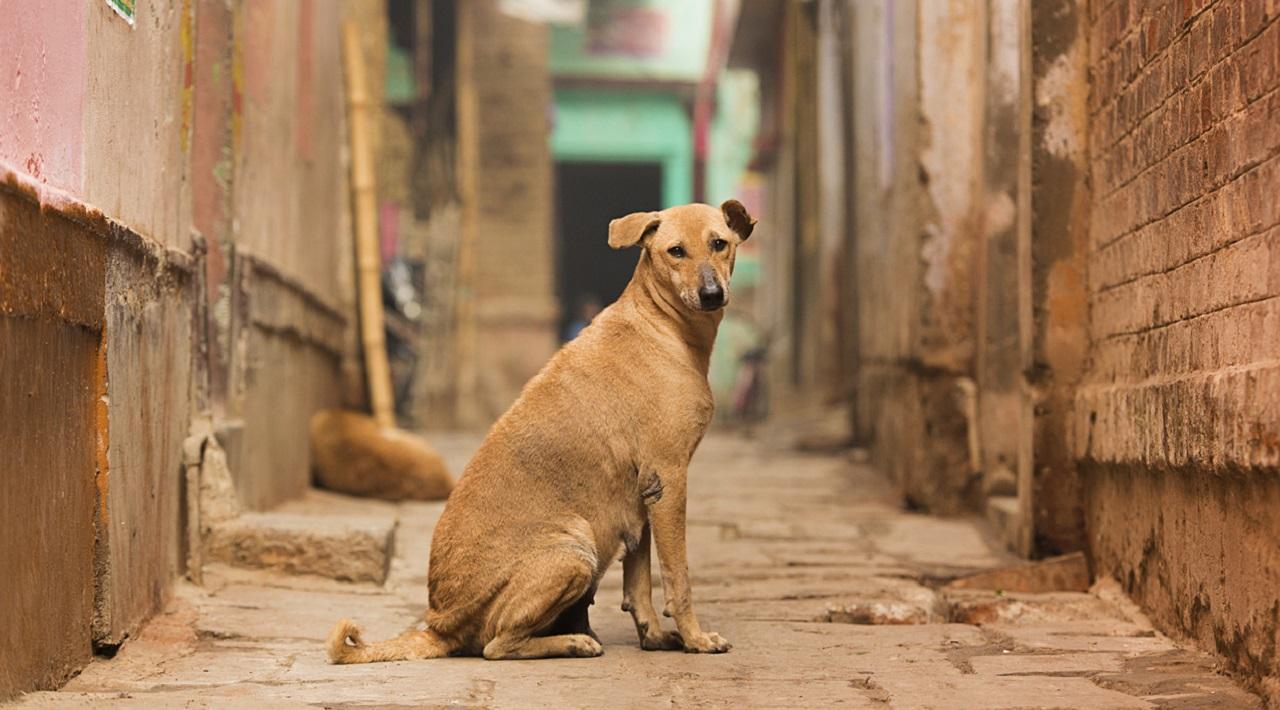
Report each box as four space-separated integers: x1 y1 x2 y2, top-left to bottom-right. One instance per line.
310 409 453 501
328 200 755 661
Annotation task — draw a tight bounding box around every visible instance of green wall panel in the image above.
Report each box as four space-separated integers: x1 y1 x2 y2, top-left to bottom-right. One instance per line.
552 89 692 208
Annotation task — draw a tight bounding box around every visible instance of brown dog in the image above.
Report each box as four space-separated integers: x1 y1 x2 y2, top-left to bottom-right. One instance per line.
327 200 755 662
310 409 453 501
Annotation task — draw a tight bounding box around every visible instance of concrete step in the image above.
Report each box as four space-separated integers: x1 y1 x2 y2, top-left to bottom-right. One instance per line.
203 491 398 584
985 494 1021 551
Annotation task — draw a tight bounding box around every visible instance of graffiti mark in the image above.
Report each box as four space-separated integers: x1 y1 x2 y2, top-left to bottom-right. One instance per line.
24 153 43 180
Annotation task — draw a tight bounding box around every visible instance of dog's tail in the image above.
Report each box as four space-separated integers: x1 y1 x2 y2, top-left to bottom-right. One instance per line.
326 618 452 664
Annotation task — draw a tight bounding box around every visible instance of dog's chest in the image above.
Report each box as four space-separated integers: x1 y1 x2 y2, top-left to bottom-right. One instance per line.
634 378 713 442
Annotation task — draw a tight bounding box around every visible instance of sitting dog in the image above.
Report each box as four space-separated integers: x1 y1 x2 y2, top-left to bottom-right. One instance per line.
327 200 755 662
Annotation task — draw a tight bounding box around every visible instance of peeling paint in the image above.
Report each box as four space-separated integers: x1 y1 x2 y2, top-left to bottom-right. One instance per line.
0 2 88 192
3 0 354 696
1037 43 1088 161
1029 0 1090 558
212 144 232 193
180 0 194 154
95 338 111 527
917 0 984 370
230 9 244 150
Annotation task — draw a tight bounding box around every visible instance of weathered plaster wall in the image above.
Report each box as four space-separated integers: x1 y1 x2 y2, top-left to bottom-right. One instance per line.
0 0 356 696
2 0 196 668
94 248 193 647
786 0 821 397
975 0 1030 549
0 189 104 700
0 171 196 690
854 0 987 514
814 0 852 398
917 1 984 376
849 0 925 495
221 0 351 509
455 0 558 426
190 0 235 413
0 2 88 192
232 262 346 510
83 0 193 252
57 2 201 648
1079 1 1280 702
1029 0 1090 555
234 0 344 295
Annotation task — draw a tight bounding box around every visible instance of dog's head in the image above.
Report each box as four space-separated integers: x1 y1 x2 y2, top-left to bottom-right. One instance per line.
608 200 756 312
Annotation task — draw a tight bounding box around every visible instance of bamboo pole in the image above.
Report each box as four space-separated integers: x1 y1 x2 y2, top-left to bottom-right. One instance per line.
342 21 396 429
453 2 480 426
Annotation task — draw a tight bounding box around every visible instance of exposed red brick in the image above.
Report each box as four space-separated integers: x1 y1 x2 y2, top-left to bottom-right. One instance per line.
1083 0 1280 700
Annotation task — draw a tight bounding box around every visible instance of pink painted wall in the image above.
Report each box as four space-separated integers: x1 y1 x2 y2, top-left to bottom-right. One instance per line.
0 1 88 192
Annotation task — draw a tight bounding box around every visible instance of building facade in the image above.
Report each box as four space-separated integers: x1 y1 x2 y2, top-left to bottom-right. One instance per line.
0 0 365 697
732 0 1280 701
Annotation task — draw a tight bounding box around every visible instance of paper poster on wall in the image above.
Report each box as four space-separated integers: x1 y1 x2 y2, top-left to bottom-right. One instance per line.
106 0 135 25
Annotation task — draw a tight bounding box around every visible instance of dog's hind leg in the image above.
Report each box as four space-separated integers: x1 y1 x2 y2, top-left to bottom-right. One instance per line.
481 540 603 660
540 584 599 642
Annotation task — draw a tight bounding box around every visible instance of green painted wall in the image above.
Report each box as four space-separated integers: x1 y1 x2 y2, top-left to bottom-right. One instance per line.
551 88 692 208
706 70 760 205
706 69 762 289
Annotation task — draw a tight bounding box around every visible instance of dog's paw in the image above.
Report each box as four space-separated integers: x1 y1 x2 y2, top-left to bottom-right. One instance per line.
639 629 684 651
682 631 731 654
565 635 604 658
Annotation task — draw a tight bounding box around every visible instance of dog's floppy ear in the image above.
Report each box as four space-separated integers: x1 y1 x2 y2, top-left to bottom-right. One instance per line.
721 199 756 241
608 211 661 250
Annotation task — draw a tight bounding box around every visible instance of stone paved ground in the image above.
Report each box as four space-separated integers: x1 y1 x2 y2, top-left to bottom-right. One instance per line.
14 434 1261 708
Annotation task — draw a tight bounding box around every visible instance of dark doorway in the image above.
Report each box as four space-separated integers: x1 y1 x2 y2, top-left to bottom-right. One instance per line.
554 161 663 341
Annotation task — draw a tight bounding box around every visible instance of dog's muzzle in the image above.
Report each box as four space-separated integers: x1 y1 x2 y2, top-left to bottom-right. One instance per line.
697 266 725 310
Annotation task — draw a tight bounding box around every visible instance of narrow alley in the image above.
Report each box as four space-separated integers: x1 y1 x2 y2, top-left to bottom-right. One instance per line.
3 0 1280 708
13 434 1259 708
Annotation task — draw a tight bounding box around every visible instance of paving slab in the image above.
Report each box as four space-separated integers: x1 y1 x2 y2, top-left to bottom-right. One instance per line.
12 433 1260 709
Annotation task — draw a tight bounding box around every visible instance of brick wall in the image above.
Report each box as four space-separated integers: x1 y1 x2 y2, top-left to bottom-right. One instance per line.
1079 0 1280 701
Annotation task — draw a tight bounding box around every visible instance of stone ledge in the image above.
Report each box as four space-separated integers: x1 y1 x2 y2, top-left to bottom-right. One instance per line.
204 511 397 585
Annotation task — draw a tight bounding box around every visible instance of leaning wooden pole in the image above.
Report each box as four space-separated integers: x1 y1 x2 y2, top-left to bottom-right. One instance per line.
342 21 395 428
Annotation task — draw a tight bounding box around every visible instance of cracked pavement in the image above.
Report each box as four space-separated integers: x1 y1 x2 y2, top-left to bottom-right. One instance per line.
13 434 1261 708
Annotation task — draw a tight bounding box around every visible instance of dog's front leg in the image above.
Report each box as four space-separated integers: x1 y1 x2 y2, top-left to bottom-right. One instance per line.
622 523 682 650
648 470 731 653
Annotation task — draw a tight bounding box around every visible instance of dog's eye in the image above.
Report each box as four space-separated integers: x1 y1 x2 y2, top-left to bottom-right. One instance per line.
667 245 686 258
711 238 729 252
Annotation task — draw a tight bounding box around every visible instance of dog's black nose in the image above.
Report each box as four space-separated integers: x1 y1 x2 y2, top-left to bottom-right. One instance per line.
698 283 725 309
